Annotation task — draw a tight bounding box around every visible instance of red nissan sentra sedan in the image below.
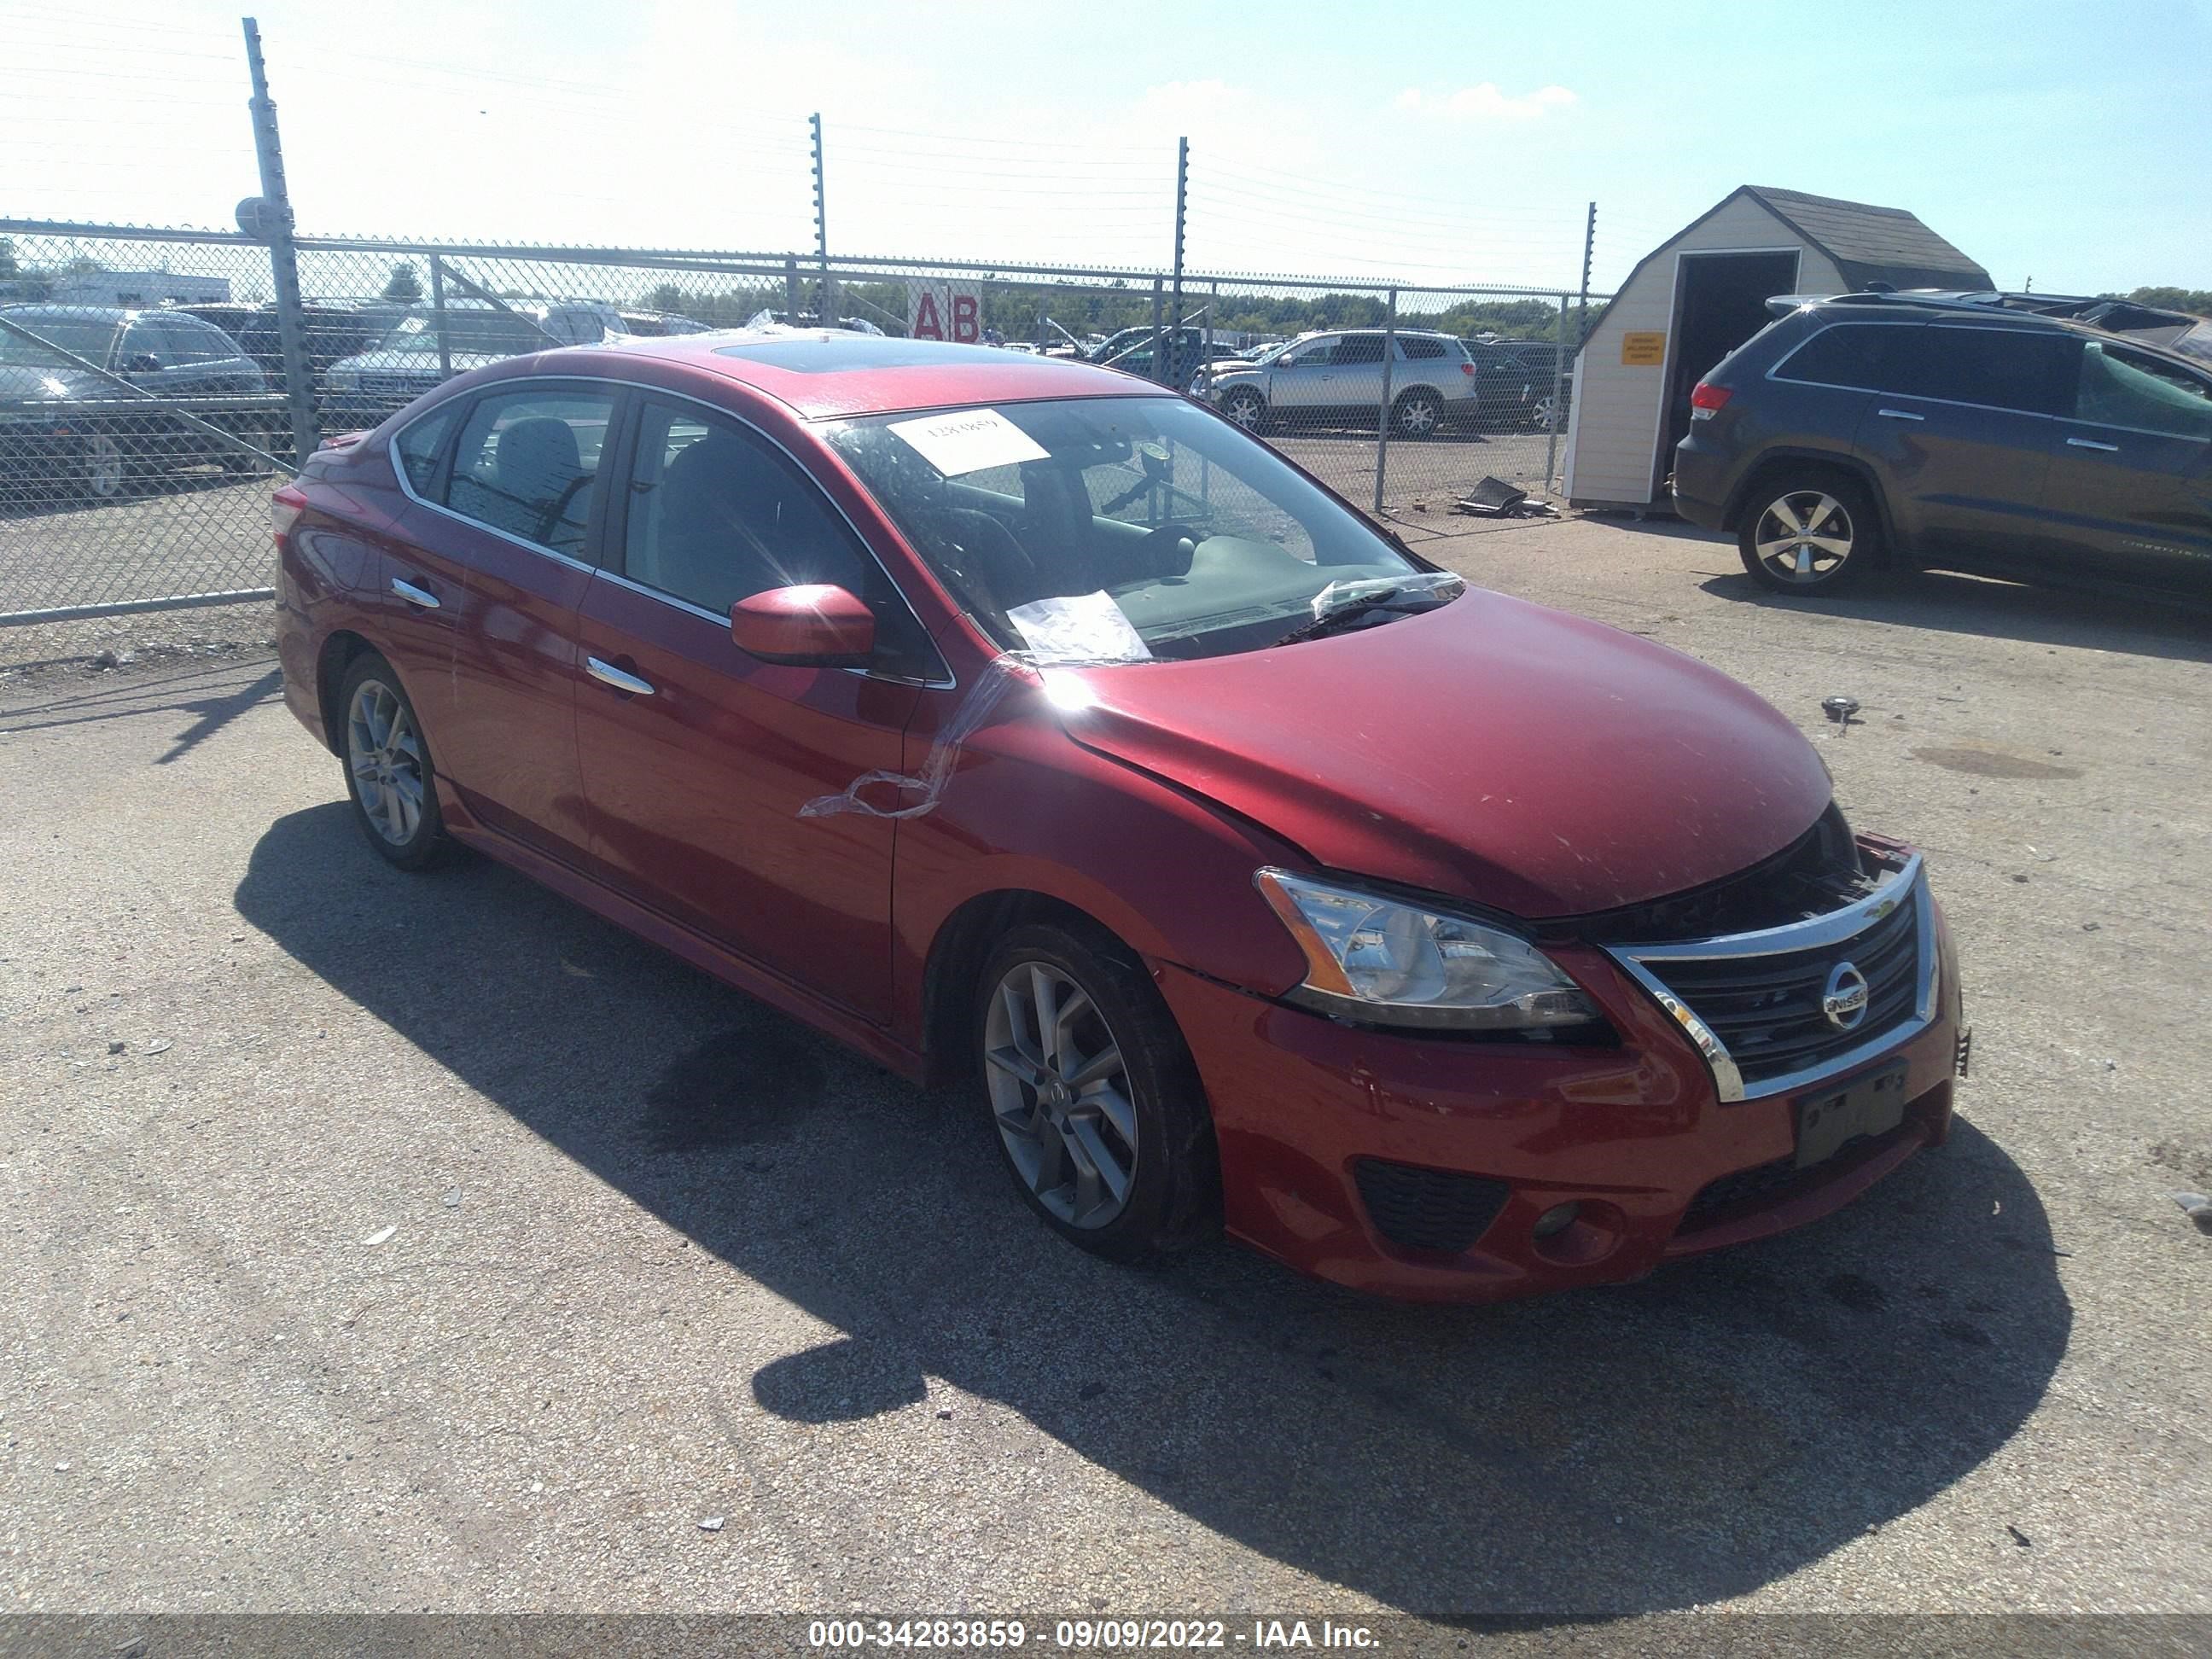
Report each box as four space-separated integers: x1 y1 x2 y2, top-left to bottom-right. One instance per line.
271 330 1968 1302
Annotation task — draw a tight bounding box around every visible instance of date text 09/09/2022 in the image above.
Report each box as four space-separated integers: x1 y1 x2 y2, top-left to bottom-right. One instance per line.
806 1620 1381 1650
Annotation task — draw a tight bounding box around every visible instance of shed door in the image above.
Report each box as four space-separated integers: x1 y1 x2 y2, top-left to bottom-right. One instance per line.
1656 250 1802 495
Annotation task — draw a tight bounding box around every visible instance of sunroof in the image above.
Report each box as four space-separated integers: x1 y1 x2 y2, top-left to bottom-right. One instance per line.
713 335 1057 375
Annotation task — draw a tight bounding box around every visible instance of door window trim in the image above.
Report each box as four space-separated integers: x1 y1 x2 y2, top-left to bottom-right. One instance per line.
1766 320 2081 422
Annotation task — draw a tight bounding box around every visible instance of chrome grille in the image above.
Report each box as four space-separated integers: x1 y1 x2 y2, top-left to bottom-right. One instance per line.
1606 853 1936 1102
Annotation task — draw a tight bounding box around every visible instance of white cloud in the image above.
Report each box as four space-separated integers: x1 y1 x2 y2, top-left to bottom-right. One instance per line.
1394 84 1580 122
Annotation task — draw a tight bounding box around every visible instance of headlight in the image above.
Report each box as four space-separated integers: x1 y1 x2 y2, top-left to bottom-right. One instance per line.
1254 868 1601 1033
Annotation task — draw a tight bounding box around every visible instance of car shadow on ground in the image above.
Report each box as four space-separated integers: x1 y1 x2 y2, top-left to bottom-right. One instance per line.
1586 513 2212 665
236 803 2071 1615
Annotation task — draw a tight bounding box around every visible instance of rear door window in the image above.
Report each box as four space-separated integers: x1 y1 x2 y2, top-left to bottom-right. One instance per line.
1398 336 1447 360
1902 327 2075 416
444 384 615 557
2072 342 2212 439
1333 335 1387 365
393 404 461 496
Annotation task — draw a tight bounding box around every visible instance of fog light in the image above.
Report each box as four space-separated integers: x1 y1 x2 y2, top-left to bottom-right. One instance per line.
1534 1201 1580 1240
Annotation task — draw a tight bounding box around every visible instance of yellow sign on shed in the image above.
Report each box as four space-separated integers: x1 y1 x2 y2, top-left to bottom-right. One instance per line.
1621 331 1666 366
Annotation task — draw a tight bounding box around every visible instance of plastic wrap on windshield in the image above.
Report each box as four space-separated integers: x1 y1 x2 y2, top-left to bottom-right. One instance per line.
1306 570 1464 621
798 640 1141 822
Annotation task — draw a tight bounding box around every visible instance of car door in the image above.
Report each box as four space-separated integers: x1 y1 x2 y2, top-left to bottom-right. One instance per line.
1324 332 1388 420
2038 339 2212 596
160 315 265 460
571 393 939 1022
1849 322 2073 564
400 379 614 863
1266 335 1339 421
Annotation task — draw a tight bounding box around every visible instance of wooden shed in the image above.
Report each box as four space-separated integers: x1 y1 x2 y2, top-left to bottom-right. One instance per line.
1562 186 1991 509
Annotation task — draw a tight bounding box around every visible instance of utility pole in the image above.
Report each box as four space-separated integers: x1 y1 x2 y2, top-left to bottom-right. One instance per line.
1575 201 1596 347
241 17 317 461
1170 137 1188 386
810 113 831 325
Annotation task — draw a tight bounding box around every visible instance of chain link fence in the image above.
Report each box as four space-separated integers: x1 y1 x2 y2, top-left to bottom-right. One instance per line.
1 219 1603 623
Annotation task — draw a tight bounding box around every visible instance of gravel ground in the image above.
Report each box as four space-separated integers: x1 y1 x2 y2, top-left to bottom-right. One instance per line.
1 514 2206 1623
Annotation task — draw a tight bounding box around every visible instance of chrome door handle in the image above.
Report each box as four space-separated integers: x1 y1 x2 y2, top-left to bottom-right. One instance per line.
1874 408 1925 422
391 577 439 608
585 656 655 696
2066 436 2120 451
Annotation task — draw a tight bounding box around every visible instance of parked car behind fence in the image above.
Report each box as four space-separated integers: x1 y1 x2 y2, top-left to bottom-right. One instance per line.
0 303 281 501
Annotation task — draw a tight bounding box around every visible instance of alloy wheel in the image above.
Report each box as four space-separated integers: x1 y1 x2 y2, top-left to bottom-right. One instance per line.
86 434 125 499
1225 391 1264 429
1398 395 1440 436
1753 490 1854 585
346 678 427 847
982 960 1138 1230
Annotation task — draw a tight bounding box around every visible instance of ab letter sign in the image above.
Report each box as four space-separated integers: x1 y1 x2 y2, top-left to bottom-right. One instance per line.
907 281 984 343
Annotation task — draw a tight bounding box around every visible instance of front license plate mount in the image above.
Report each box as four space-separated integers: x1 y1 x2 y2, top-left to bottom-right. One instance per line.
1795 1062 1909 1169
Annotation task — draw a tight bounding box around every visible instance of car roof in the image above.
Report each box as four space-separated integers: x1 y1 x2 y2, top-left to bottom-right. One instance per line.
1802 289 2210 369
558 329 1171 420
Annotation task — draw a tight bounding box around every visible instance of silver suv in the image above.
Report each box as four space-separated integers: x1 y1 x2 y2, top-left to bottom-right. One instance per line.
1202 329 1476 437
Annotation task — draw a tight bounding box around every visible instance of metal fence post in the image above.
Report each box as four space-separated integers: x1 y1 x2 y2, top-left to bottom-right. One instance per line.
784 255 800 318
1545 293 1569 493
810 113 832 324
241 16 317 459
427 254 452 382
1371 288 1399 515
1147 276 1164 384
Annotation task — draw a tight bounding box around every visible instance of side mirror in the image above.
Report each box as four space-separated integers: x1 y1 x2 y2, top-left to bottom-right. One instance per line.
125 353 162 375
730 584 875 667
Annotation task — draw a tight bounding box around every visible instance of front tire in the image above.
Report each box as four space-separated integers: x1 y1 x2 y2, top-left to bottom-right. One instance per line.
1737 474 1881 594
1221 387 1268 432
975 922 1219 1265
82 433 128 500
338 653 451 870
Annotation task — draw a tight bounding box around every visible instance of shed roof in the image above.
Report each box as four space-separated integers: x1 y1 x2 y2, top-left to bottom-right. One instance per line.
1740 186 1990 291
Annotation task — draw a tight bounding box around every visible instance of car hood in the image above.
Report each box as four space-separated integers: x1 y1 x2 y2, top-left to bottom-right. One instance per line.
0 362 101 400
1057 587 1832 919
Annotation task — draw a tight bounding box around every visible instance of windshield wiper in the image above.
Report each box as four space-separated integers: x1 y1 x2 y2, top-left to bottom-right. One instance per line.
1270 573 1464 648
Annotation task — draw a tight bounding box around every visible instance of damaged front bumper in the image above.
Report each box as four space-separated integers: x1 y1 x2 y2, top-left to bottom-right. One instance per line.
1154 876 1965 1303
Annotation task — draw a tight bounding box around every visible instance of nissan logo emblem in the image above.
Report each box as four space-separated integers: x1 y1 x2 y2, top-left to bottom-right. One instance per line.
1822 961 1871 1031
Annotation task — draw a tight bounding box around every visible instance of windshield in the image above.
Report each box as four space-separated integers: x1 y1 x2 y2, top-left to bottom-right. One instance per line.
0 309 121 367
824 395 1449 664
377 311 550 356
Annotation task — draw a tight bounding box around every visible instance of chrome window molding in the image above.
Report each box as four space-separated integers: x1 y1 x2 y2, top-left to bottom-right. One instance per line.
1604 854 1938 1105
385 373 954 690
1767 321 2212 441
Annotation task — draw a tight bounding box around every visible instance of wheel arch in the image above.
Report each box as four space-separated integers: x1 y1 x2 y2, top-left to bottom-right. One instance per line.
1723 448 1896 553
315 629 378 757
920 888 1124 1086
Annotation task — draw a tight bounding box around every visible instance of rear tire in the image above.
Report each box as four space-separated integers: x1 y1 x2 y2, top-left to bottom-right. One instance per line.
1392 388 1444 439
1736 472 1881 595
337 653 451 871
975 921 1220 1266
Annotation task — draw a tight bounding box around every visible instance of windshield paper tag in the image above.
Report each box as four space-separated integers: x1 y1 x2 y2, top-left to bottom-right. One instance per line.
887 407 1048 476
1007 592 1153 663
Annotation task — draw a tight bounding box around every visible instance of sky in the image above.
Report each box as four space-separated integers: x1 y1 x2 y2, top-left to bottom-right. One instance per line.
4 0 2209 299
